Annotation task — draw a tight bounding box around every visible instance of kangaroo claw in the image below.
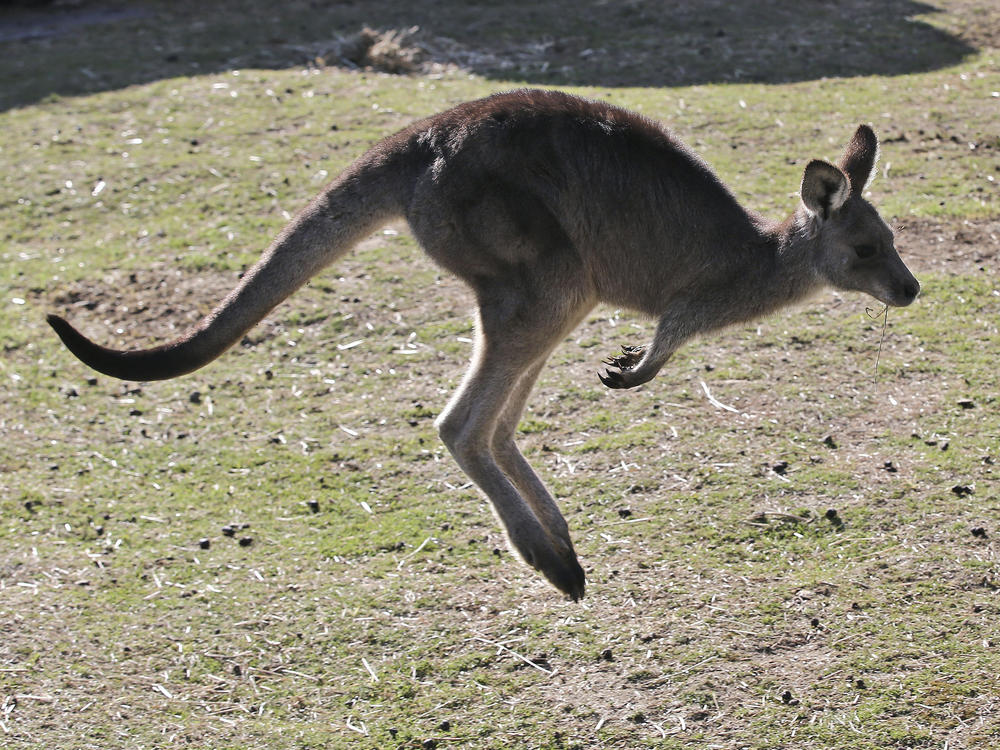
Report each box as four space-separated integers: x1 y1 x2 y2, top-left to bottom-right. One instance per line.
599 345 647 388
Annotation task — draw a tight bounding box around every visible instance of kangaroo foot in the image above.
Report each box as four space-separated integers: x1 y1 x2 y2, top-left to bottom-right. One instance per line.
514 534 587 601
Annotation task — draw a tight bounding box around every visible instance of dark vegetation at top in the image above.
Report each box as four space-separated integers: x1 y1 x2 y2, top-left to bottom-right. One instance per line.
0 0 976 111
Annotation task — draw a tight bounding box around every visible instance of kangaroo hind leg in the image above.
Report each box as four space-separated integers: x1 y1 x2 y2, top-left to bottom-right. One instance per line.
436 290 589 599
490 357 576 566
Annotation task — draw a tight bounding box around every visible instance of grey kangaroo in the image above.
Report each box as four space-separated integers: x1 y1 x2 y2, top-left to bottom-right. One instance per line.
49 89 920 600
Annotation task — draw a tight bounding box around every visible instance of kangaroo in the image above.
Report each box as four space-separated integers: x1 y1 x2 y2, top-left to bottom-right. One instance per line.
48 89 919 600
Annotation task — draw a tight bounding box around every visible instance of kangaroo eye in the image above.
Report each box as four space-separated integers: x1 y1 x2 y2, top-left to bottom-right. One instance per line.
854 244 877 259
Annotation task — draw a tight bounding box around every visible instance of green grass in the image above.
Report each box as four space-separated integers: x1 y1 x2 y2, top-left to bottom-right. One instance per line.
2 0 1000 748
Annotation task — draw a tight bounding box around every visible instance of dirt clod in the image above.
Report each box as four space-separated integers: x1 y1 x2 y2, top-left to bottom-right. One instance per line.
780 690 799 705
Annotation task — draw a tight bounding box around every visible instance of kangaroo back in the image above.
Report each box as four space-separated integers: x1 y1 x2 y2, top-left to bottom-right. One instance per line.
48 147 415 381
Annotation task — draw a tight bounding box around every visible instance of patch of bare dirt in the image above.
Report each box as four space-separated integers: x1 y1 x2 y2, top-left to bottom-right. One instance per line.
45 264 273 348
897 217 1000 275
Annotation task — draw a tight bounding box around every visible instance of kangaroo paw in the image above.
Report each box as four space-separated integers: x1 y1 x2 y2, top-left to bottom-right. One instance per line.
602 344 646 370
599 345 649 389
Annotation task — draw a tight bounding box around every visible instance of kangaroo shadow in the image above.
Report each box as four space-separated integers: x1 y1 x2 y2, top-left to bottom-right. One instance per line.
0 0 976 111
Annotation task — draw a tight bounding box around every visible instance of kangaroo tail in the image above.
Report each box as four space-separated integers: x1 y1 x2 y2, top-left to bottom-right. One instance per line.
48 152 410 381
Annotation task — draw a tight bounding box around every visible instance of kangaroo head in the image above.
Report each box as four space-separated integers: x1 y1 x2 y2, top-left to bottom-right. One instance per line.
799 125 920 307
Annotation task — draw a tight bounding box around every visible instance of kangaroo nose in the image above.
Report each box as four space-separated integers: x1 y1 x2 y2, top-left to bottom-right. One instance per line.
902 279 920 303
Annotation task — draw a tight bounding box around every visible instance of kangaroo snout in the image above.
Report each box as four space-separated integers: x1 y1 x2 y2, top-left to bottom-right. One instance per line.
889 262 921 307
899 278 921 306
879 275 919 308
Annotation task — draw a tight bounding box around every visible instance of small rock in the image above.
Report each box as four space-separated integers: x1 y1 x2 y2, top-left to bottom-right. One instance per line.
822 434 838 449
855 678 867 689
530 654 552 670
199 538 211 549
238 537 254 547
883 461 898 473
600 648 614 661
780 689 798 705
772 461 789 475
86 376 98 386
958 399 975 410
952 485 974 498
189 391 202 404
438 720 451 731
971 527 988 538
222 525 236 537
617 507 632 518
306 499 320 513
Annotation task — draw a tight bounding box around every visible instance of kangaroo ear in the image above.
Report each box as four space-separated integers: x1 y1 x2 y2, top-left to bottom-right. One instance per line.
801 160 850 220
839 124 880 193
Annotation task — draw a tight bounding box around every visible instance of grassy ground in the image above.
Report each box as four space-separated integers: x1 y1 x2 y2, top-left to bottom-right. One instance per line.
2 0 999 748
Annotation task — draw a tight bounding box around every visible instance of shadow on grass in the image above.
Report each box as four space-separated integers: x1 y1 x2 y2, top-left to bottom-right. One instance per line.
0 0 976 110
